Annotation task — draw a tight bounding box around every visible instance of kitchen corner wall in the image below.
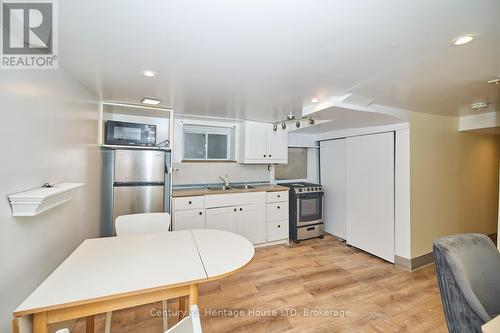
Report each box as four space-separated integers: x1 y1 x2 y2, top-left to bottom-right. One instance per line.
410 111 500 258
0 70 101 332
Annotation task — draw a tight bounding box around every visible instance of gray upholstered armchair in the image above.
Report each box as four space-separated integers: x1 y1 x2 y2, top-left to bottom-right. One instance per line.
433 233 500 333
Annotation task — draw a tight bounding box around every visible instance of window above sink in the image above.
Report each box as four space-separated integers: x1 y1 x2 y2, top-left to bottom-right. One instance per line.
183 124 236 162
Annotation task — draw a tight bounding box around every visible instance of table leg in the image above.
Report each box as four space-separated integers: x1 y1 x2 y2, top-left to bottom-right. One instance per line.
12 318 20 333
33 312 48 333
105 312 112 333
86 315 95 333
178 297 187 321
189 284 199 307
162 300 169 331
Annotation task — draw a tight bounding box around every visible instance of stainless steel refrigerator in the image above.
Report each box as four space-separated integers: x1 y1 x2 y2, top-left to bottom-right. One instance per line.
101 148 171 236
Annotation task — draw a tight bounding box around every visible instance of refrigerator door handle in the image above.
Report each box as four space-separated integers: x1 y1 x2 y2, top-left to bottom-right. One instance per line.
114 181 164 187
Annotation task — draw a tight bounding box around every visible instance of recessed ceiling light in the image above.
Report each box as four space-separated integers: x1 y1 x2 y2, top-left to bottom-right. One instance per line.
311 98 320 103
452 35 475 46
141 97 161 105
142 70 156 77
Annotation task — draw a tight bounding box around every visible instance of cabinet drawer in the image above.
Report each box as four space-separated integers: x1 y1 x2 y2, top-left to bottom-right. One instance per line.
266 191 288 203
267 221 289 242
266 202 288 222
173 196 204 211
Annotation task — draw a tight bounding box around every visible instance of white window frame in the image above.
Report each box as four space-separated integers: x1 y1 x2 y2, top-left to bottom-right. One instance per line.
183 125 233 161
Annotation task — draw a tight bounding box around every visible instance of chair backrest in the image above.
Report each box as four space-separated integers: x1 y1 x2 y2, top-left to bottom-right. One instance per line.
433 233 500 333
165 305 202 333
115 213 171 236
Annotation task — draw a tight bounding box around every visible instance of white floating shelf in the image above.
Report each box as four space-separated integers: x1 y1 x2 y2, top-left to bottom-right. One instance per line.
8 183 85 217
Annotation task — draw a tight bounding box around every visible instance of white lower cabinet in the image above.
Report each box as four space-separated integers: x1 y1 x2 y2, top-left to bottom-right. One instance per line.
267 221 288 242
237 204 266 245
206 206 237 233
174 209 205 231
173 191 289 246
206 204 266 245
266 202 289 222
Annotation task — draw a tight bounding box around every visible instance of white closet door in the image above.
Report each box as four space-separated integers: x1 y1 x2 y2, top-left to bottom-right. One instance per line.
320 139 347 239
346 132 395 263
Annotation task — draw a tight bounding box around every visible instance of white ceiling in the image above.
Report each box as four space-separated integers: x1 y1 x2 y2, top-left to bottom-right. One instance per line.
59 0 500 122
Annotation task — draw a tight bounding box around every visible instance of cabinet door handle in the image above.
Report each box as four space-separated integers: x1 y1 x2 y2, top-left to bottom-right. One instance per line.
263 154 267 157
277 195 280 198
277 206 280 209
269 154 272 158
199 211 203 215
278 224 281 228
233 208 237 212
239 208 243 211
188 201 192 204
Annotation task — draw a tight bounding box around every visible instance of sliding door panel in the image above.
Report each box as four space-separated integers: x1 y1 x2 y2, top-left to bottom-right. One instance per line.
346 132 395 263
320 139 347 239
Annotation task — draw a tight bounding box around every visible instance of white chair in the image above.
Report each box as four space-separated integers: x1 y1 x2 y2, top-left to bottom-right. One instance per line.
115 212 171 235
166 305 202 333
105 212 171 333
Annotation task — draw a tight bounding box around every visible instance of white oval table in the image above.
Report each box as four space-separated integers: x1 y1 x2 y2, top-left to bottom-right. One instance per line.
13 229 255 333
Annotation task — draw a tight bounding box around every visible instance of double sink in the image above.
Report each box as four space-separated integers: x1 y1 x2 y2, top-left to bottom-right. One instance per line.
206 184 256 191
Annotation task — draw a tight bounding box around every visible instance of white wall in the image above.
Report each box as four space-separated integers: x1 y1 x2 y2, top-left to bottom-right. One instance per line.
0 70 101 332
395 129 411 259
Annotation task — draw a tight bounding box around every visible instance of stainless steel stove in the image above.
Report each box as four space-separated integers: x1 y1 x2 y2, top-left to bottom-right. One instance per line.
278 182 324 243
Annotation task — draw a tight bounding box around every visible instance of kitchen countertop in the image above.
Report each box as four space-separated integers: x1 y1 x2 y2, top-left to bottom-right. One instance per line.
172 184 289 197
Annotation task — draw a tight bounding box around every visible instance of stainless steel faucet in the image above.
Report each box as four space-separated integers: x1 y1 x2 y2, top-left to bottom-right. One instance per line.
218 175 230 187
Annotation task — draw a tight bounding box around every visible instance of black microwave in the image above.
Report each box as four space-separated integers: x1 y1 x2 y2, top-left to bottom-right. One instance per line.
105 121 156 147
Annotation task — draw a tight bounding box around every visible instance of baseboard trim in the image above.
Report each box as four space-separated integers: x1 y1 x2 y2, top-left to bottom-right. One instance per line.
411 252 434 271
394 255 412 271
409 233 497 271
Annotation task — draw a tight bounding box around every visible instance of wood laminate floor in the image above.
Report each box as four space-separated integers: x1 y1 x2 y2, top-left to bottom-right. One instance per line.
71 234 447 333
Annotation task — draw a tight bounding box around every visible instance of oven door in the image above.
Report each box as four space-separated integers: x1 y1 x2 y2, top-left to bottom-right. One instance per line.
296 192 323 227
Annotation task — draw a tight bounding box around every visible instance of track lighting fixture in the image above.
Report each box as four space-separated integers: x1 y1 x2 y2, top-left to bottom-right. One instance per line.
273 116 316 130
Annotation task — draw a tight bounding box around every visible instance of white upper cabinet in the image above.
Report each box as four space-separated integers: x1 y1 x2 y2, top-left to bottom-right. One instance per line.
266 126 288 162
238 121 288 164
239 121 268 161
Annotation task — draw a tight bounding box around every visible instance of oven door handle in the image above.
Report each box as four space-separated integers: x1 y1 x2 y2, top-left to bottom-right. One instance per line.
296 192 324 199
